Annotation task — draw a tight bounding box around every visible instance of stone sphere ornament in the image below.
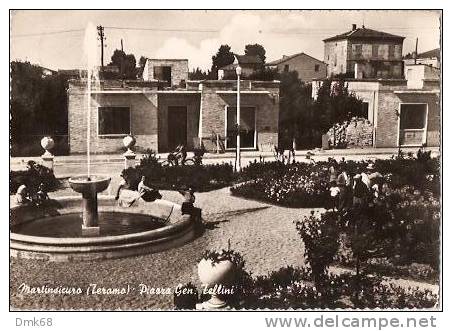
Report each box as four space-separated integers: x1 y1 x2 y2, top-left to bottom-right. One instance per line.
41 136 55 156
123 135 136 153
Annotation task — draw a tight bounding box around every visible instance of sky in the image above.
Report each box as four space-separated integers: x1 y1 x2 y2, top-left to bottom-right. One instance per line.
10 10 441 71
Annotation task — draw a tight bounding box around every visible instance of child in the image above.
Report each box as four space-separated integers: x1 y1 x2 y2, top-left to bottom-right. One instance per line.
329 180 341 210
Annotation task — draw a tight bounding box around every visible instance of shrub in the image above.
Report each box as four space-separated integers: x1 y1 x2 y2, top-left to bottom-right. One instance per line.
232 162 330 208
10 161 59 195
295 211 340 285
121 149 235 192
244 267 438 309
173 282 199 310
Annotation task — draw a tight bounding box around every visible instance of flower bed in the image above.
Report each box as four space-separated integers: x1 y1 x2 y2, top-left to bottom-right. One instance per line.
175 263 438 309
231 150 440 207
232 162 330 208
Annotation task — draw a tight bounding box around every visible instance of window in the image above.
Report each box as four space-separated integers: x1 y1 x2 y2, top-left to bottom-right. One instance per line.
98 107 131 136
314 64 320 72
399 103 427 146
399 104 427 130
226 106 256 149
372 45 379 58
153 66 172 85
388 45 395 59
354 44 363 58
284 64 289 72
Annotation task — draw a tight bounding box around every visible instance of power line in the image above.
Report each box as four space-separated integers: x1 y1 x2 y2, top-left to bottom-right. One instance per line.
104 26 218 33
11 29 84 38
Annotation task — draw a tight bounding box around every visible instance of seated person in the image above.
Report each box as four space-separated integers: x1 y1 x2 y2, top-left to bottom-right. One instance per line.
138 176 162 202
15 184 30 205
178 186 195 215
115 174 129 200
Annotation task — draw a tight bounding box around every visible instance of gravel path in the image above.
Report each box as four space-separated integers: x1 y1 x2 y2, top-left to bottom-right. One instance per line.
10 183 312 310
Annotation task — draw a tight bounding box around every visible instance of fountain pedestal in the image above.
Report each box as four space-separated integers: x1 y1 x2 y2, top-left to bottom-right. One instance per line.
81 191 100 236
68 176 111 237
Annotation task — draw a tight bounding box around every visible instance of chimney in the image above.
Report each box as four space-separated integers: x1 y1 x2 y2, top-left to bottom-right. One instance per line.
352 24 357 31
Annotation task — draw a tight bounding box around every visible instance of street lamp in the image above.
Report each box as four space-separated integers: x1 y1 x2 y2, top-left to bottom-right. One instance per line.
235 65 242 172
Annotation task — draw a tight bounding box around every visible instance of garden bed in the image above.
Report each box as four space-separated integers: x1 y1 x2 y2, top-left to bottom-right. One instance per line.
231 150 440 207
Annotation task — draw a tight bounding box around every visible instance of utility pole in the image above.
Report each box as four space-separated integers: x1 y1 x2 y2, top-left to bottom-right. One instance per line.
120 39 124 78
97 25 105 68
414 37 418 64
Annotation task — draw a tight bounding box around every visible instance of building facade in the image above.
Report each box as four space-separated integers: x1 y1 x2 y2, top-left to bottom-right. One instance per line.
404 48 440 69
67 79 280 154
323 24 405 79
265 52 327 82
312 77 440 148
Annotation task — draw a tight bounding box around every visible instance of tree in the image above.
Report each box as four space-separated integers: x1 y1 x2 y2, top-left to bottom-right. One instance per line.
210 45 235 79
244 43 266 64
312 79 363 133
138 56 147 69
188 67 210 80
277 70 313 149
11 61 68 156
108 49 137 79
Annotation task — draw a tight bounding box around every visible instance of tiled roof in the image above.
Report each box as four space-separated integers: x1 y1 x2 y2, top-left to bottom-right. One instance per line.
235 54 263 64
417 48 440 59
265 52 325 66
323 27 405 42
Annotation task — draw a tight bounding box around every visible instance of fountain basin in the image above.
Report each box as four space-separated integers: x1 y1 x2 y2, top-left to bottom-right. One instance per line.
10 196 200 262
68 175 111 195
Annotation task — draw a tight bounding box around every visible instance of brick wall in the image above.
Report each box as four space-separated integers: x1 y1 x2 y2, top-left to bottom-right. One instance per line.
68 85 159 154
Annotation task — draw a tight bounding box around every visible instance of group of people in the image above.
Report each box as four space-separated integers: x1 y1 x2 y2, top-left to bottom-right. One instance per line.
115 175 196 216
328 158 387 211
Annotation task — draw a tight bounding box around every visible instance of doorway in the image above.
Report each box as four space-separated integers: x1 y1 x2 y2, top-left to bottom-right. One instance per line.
167 106 187 151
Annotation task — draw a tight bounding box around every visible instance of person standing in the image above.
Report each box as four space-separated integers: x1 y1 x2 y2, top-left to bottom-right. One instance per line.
352 174 369 208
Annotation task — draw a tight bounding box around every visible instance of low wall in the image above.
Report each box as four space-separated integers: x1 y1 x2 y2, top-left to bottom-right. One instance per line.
10 196 200 262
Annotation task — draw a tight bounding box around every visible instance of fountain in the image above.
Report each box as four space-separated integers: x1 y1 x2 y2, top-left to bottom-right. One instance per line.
10 24 200 261
68 23 111 237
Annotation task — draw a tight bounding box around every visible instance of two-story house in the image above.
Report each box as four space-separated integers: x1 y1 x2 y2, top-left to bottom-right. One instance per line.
324 24 405 79
265 52 327 82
